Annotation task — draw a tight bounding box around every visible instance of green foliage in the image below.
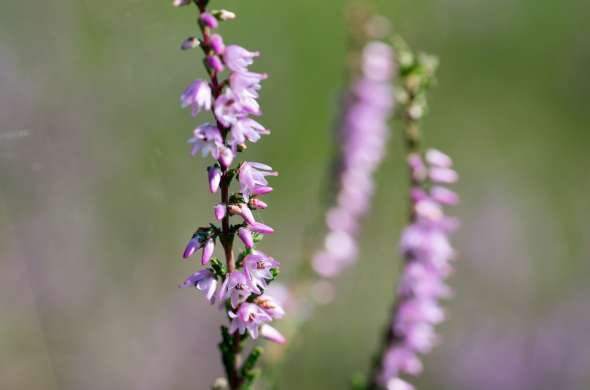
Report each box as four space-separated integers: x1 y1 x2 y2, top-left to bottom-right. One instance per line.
241 347 264 389
209 257 227 279
218 326 235 382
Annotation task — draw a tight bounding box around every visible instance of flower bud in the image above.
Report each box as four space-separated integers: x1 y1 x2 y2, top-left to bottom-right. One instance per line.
214 204 226 220
250 222 274 235
425 148 452 168
199 12 219 29
180 37 200 50
429 168 458 184
410 187 428 203
251 186 273 196
209 34 225 55
201 238 215 265
238 227 254 248
212 9 236 21
206 55 224 73
218 147 234 168
249 198 268 209
260 324 286 345
240 204 256 225
182 237 200 259
208 166 222 193
430 186 459 205
172 0 191 7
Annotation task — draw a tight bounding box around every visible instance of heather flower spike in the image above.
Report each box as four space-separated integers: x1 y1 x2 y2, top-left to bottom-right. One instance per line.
174 1 283 388
253 14 398 375
312 38 395 278
367 36 459 390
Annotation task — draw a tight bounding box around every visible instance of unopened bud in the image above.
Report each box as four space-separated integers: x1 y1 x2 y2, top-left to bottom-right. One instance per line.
208 166 222 193
238 227 254 248
214 204 226 220
199 12 219 29
201 238 215 265
182 237 200 259
172 0 191 7
206 55 224 73
212 9 236 21
218 147 233 168
260 324 286 345
251 186 273 196
250 222 274 235
240 204 256 225
180 37 200 50
209 34 225 55
249 198 268 209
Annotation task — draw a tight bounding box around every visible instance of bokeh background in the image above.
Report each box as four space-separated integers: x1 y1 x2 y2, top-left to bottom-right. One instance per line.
1 0 589 389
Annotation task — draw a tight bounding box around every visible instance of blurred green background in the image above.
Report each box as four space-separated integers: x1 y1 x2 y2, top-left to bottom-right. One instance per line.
1 0 589 389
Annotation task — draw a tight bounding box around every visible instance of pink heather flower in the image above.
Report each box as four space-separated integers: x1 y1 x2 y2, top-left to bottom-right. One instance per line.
405 323 438 353
182 237 201 259
214 204 226 221
209 34 225 55
407 153 427 182
208 165 222 193
179 269 217 304
181 79 212 116
223 45 260 72
429 167 458 184
243 251 280 291
239 162 278 199
239 203 256 225
255 295 285 319
363 41 395 82
375 148 459 388
188 123 223 158
224 271 256 307
201 238 215 265
260 324 286 344
214 89 262 130
229 71 267 100
399 263 452 299
311 40 394 278
249 198 268 209
199 12 218 29
218 146 234 168
238 227 254 248
214 89 244 127
249 222 274 235
425 148 452 168
206 55 224 73
228 118 270 150
414 199 444 223
410 187 428 203
395 300 445 333
251 186 273 196
228 302 272 339
381 348 423 379
430 186 459 205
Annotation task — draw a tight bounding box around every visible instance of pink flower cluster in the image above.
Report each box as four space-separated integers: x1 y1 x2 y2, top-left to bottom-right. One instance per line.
312 41 395 277
377 149 459 390
183 44 269 168
176 2 285 346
